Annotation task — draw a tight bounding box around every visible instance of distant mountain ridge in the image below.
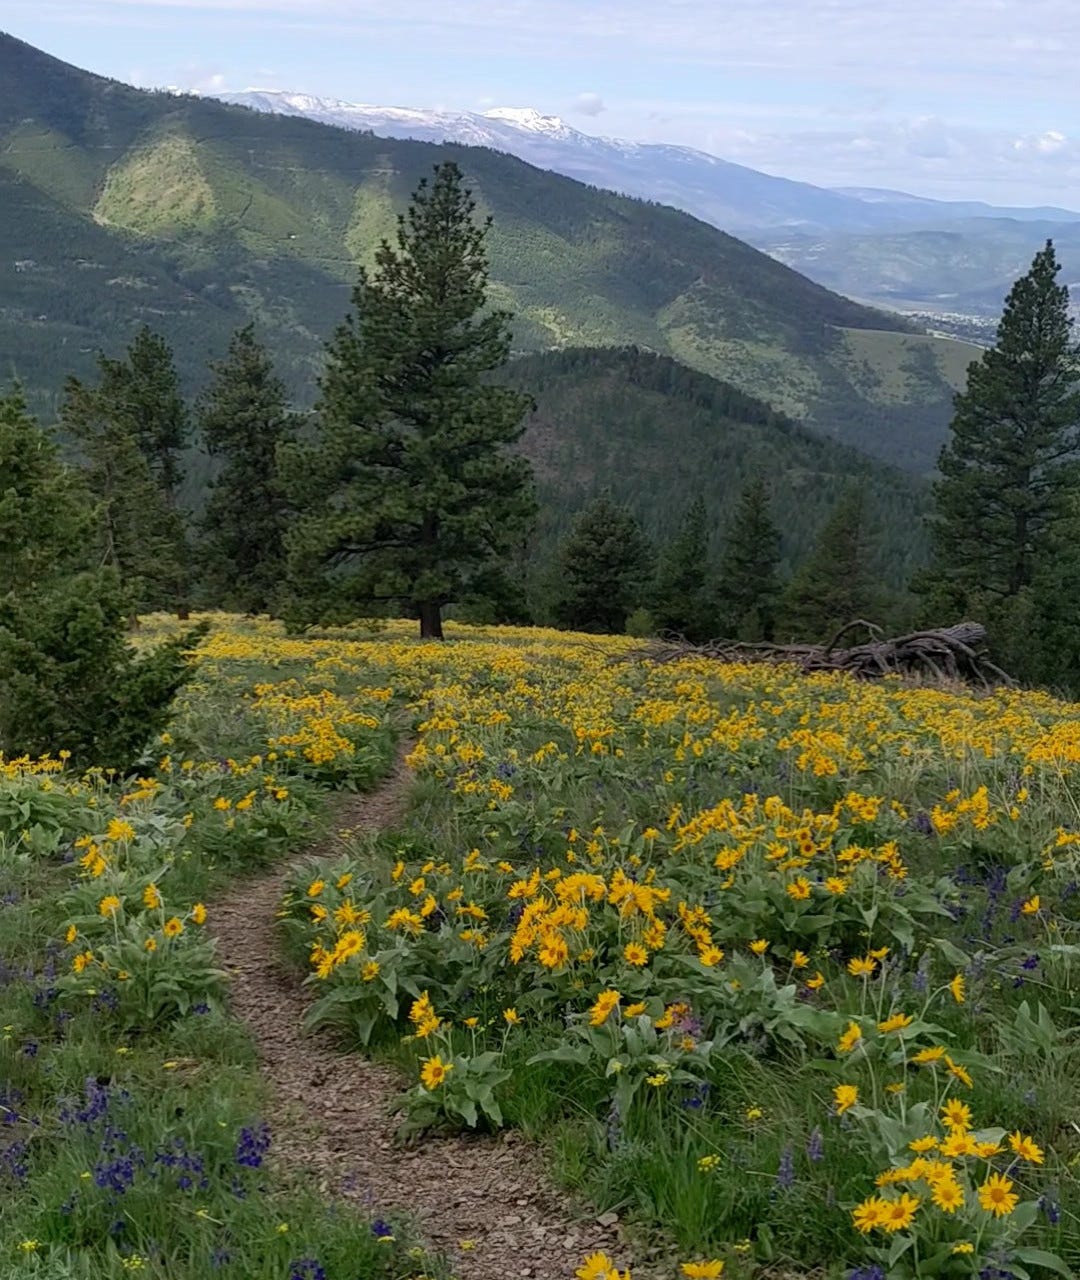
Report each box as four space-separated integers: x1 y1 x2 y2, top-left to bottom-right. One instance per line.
0 31 973 471
216 89 1080 324
216 89 1080 235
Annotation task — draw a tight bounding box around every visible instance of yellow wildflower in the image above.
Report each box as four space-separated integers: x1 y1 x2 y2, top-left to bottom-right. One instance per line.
837 1021 863 1054
833 1084 858 1115
978 1172 1018 1218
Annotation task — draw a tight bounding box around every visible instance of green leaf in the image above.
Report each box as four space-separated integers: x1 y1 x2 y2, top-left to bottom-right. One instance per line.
1011 1248 1073 1277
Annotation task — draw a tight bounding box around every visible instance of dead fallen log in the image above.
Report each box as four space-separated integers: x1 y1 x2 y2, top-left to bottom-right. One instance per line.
628 621 1014 687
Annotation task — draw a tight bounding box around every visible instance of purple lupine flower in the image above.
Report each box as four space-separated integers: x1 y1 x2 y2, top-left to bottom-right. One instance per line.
235 1122 272 1169
806 1127 824 1162
775 1145 795 1191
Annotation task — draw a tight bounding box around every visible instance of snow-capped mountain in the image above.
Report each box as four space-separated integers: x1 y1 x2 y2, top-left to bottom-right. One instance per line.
214 90 1080 236
213 91 894 233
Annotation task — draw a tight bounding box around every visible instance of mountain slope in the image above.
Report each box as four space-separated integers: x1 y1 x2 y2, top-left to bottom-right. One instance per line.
217 91 874 233
0 32 967 469
507 347 929 585
218 91 1080 234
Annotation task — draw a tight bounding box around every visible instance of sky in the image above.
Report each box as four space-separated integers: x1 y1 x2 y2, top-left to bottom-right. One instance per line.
5 0 1080 205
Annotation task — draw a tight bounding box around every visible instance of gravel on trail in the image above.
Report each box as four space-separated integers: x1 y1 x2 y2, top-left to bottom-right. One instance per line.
207 750 630 1280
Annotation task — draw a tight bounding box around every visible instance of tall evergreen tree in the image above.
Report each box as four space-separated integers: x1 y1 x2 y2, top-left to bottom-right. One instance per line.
552 493 653 634
62 328 191 615
778 488 875 641
281 163 535 638
717 477 781 640
0 389 202 770
930 241 1080 604
1 388 88 594
98 326 191 504
198 325 295 613
652 496 716 641
60 376 180 612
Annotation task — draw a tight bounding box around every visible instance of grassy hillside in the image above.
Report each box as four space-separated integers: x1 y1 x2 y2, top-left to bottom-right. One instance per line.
0 32 967 470
507 347 929 583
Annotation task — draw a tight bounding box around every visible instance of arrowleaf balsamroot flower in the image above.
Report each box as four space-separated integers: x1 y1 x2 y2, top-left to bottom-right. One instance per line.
576 1251 630 1280
589 990 621 1026
912 1046 946 1065
419 1055 453 1090
852 1196 888 1233
837 1021 863 1054
833 1084 858 1115
880 1193 920 1233
940 1099 972 1132
876 1011 912 1033
1007 1131 1045 1163
978 1171 1019 1217
931 1179 965 1213
680 1262 724 1279
949 973 966 1003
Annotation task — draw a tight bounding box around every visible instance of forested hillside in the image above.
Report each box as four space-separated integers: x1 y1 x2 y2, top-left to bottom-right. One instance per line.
0 31 968 469
505 347 928 582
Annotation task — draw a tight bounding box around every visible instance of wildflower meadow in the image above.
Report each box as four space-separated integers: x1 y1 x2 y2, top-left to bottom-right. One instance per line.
3 615 1080 1278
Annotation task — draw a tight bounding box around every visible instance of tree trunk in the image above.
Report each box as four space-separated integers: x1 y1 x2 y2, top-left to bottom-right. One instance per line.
418 601 444 640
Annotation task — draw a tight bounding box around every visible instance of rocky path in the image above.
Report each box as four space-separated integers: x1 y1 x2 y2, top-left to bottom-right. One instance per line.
208 749 627 1280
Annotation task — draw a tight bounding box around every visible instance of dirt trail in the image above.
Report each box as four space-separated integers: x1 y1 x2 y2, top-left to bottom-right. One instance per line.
208 750 627 1280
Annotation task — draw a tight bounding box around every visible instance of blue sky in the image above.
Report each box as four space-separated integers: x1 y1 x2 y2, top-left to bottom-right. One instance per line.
5 0 1080 203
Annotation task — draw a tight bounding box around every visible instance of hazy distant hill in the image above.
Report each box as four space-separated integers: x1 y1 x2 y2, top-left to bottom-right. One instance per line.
0 32 973 469
756 219 1080 318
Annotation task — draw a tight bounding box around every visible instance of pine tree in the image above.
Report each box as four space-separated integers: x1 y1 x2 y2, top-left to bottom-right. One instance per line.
281 163 535 638
552 493 653 634
60 375 180 611
63 328 191 615
652 496 716 641
99 327 190 503
1 388 89 594
930 241 1080 604
197 325 295 613
716 477 781 640
0 389 202 770
778 488 875 641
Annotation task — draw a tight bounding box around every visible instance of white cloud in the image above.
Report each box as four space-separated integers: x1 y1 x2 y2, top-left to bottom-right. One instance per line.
10 0 1080 202
573 92 605 117
688 115 1080 204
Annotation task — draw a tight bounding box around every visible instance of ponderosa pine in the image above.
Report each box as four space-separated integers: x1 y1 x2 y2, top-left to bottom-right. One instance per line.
778 487 875 641
63 328 191 615
717 476 781 640
652 496 716 642
198 324 295 614
0 389 202 770
552 493 653 634
930 241 1080 604
281 163 535 638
